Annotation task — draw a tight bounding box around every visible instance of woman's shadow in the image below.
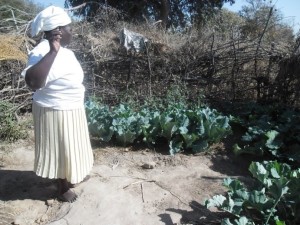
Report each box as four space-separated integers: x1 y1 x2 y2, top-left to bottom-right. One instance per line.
0 169 57 201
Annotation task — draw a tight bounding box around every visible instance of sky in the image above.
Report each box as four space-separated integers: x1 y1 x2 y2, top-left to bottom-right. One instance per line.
32 0 300 32
32 0 65 8
224 0 300 33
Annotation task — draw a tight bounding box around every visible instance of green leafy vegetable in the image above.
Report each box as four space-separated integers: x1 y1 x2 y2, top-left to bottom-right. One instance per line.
205 161 300 225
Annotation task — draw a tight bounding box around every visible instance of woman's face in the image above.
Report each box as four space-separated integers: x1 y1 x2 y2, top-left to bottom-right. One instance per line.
45 25 72 47
60 25 72 46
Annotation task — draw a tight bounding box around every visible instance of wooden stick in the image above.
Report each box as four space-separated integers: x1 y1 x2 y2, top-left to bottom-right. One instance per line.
65 3 86 11
123 180 155 189
140 183 144 203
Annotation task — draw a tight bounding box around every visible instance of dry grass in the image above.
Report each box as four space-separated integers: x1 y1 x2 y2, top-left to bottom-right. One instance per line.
0 35 27 62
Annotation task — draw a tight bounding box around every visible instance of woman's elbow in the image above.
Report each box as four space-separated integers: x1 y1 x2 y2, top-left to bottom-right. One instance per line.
25 74 43 90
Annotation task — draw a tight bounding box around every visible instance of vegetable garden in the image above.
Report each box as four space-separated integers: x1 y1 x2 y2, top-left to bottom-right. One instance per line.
85 94 300 225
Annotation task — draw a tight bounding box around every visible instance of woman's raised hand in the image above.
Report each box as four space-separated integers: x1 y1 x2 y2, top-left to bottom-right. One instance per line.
46 27 62 53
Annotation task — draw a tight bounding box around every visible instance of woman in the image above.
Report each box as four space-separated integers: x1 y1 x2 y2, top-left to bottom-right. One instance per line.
22 6 94 202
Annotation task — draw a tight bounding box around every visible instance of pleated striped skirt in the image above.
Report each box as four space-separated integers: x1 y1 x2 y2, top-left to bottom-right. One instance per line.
32 102 94 184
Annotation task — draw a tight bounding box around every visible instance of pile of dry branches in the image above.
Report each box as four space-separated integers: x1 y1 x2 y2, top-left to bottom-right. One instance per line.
1 4 300 117
0 36 31 113
70 16 298 107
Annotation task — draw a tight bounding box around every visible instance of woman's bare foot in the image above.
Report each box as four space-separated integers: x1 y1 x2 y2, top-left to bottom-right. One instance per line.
57 179 77 202
59 189 77 202
68 182 75 188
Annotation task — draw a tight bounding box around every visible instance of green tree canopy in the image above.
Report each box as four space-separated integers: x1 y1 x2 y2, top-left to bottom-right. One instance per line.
65 0 235 29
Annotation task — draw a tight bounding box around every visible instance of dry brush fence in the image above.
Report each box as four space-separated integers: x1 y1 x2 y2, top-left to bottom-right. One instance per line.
70 18 298 108
1 6 300 118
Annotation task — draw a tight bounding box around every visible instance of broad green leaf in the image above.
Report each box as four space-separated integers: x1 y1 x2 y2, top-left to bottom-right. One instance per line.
275 220 286 225
235 217 252 225
222 217 254 225
205 195 226 208
223 178 249 200
192 140 208 152
224 197 244 215
85 100 114 141
97 126 114 142
179 126 188 135
222 219 234 225
223 178 245 192
270 167 280 179
247 188 274 212
161 120 177 140
235 189 249 201
233 144 264 156
169 139 183 155
249 162 272 187
115 130 137 145
241 132 254 142
222 197 236 213
233 144 242 155
265 130 282 150
265 161 291 178
181 133 199 148
269 178 289 200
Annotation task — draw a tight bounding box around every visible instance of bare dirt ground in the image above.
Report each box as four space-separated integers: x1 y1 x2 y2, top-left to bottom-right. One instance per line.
0 130 252 225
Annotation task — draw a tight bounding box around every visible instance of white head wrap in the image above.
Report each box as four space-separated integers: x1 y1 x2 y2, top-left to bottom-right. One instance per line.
31 6 71 37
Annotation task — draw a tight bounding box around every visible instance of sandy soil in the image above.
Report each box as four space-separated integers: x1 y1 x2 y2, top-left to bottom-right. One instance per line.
0 133 252 225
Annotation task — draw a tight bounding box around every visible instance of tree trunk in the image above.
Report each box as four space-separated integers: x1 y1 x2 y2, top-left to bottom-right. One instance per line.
159 0 169 29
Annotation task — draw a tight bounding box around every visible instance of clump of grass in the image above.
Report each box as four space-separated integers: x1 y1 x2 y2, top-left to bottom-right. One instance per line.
0 101 29 142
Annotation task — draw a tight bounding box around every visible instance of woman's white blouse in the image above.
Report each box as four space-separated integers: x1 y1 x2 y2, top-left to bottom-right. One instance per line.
22 39 85 110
